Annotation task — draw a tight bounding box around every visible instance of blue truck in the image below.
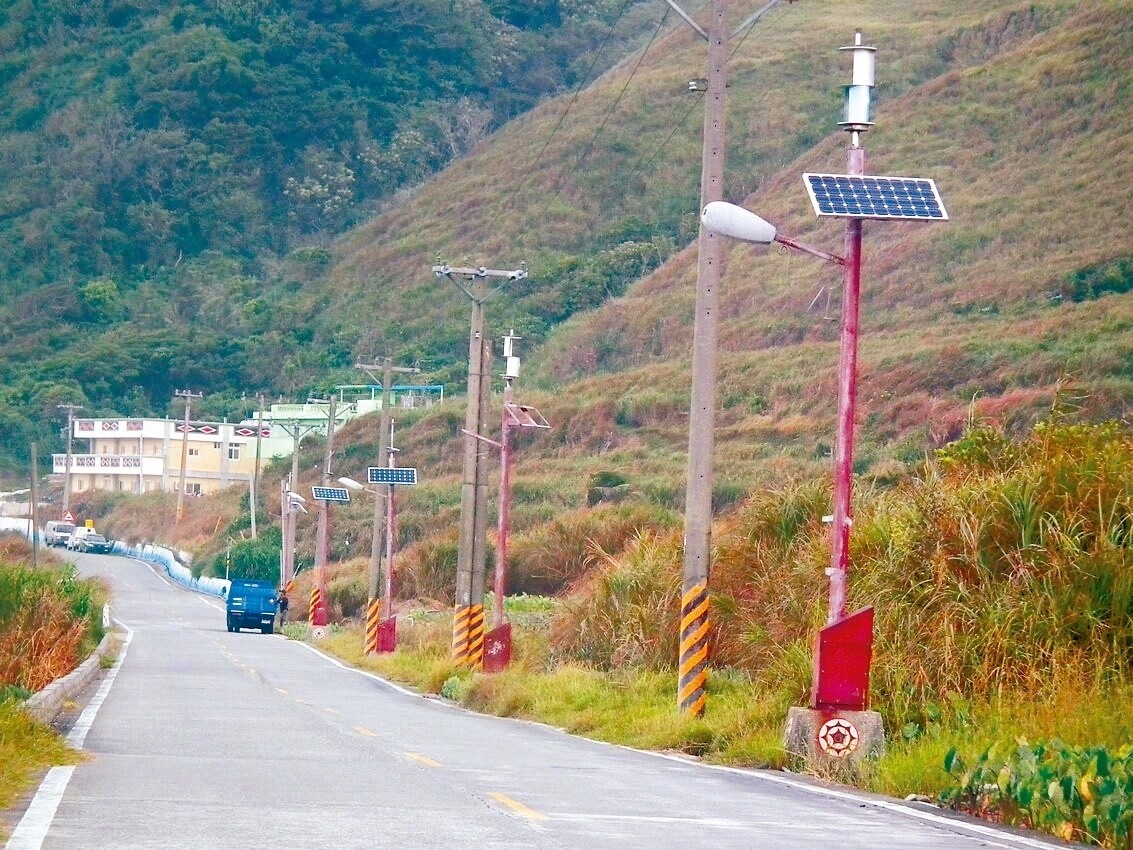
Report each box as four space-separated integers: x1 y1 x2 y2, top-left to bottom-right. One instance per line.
225 579 278 634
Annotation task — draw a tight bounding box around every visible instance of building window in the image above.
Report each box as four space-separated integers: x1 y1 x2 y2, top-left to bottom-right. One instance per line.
187 483 202 496
228 446 241 460
189 447 200 457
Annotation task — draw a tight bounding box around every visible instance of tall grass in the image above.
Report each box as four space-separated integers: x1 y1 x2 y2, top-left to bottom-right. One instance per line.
0 544 106 693
0 541 102 839
546 419 1133 743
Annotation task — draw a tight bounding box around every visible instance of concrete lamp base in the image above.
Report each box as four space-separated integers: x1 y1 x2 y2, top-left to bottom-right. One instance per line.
784 707 885 775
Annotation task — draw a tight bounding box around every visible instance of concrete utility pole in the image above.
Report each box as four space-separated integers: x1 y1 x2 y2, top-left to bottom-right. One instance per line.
671 0 797 716
174 390 203 523
30 442 39 569
249 397 264 540
274 419 318 590
311 397 337 627
433 262 527 669
57 403 82 516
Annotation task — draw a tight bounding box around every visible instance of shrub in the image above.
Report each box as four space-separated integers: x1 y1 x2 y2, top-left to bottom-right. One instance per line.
942 739 1133 848
0 562 104 692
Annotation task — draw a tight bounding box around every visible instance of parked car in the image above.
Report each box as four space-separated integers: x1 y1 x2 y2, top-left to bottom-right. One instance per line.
43 520 76 547
66 527 96 550
75 532 111 554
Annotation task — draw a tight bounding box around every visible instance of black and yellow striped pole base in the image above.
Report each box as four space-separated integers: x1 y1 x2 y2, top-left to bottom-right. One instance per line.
451 604 486 669
678 583 710 716
364 598 382 655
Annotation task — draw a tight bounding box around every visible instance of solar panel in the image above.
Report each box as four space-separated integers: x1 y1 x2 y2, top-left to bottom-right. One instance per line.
368 467 419 485
312 486 351 502
803 173 948 221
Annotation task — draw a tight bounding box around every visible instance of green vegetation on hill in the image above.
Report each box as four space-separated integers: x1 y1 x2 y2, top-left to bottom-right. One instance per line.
0 0 663 471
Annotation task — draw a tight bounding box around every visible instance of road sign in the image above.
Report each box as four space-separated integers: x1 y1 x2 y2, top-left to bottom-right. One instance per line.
62 510 74 523
312 486 351 503
367 467 418 485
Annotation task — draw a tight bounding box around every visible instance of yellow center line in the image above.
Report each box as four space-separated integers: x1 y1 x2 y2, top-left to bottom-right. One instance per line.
488 792 547 821
275 688 288 696
354 726 376 737
405 752 442 767
323 707 340 715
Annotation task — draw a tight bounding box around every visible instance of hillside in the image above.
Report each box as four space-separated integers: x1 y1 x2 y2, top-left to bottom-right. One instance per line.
0 0 665 470
4 0 1132 556
289 0 1133 564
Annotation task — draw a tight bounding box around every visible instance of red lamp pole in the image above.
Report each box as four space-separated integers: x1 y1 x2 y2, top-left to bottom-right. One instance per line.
826 143 865 626
493 381 513 631
383 420 398 621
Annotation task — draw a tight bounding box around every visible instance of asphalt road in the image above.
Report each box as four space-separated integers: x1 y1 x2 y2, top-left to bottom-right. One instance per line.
5 553 1072 849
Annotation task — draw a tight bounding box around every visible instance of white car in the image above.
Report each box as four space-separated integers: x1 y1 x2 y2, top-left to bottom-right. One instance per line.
66 527 97 550
43 520 76 547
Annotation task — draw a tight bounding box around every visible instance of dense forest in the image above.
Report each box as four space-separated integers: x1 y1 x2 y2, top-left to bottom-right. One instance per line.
0 0 662 471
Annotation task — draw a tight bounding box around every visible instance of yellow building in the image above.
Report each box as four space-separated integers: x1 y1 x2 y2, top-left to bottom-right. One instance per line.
52 417 279 497
51 386 444 499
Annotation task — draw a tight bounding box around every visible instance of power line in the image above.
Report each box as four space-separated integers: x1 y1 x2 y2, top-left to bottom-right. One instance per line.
510 4 673 252
621 1 795 197
501 0 642 211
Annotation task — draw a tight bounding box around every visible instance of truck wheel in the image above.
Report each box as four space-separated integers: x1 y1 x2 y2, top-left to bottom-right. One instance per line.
261 624 273 635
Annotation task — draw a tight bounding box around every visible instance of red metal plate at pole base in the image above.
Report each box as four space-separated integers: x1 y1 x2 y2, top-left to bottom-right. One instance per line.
482 623 512 673
811 606 874 711
377 616 397 653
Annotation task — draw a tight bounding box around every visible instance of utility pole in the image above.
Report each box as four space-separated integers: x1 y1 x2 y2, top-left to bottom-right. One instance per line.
355 358 419 654
275 419 317 589
57 403 82 516
671 0 797 716
249 397 264 540
311 397 337 627
174 390 203 523
30 442 39 570
433 261 528 669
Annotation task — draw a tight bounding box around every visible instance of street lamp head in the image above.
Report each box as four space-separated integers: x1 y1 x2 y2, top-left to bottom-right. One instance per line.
701 201 778 245
336 476 364 491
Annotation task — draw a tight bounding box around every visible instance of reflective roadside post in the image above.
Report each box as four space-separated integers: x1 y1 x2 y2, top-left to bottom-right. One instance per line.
701 31 949 767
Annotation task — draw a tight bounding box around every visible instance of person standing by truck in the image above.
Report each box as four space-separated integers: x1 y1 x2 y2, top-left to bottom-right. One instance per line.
277 589 289 626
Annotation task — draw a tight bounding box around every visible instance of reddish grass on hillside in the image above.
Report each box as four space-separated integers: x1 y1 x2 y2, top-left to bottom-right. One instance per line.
0 540 103 694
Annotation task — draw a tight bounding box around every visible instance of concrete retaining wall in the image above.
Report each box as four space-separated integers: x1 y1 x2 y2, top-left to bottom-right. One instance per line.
22 630 118 725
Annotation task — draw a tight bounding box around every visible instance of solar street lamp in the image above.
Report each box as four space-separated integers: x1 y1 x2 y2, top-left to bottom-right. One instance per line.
703 32 948 745
337 476 383 496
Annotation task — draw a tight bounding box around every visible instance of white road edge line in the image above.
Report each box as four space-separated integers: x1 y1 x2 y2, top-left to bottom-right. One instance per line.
291 640 420 698
4 620 134 850
661 755 1067 850
294 640 1066 850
